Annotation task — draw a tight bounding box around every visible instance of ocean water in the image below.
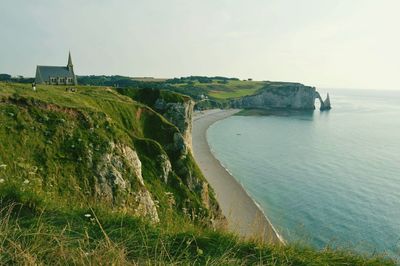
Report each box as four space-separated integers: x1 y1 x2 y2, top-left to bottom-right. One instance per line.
207 89 400 258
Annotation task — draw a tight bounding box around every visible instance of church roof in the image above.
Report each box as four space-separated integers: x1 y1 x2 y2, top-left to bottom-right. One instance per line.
35 52 77 85
36 65 74 82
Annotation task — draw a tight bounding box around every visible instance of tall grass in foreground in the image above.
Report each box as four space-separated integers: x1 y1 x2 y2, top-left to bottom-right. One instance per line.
0 202 395 265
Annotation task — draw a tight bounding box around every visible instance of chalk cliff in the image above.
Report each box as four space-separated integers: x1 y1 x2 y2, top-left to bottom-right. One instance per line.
154 97 194 150
231 84 317 110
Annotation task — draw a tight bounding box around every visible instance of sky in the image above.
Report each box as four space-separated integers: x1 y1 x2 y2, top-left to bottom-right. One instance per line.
0 0 399 90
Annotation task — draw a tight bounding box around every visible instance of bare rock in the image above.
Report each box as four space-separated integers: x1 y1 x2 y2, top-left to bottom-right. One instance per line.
94 142 159 222
155 98 194 150
158 154 172 183
135 189 160 223
201 182 210 209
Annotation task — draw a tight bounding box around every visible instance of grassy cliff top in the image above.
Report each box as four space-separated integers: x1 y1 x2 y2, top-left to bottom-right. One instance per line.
0 82 146 120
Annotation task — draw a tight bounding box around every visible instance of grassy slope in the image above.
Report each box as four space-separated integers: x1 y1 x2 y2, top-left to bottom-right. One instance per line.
209 88 260 100
0 82 395 265
116 87 191 107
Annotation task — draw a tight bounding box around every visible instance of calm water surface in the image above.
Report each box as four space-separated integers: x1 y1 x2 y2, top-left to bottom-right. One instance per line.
207 89 400 258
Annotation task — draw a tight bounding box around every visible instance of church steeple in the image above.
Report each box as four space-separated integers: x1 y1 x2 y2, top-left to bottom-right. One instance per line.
67 51 73 68
66 51 77 85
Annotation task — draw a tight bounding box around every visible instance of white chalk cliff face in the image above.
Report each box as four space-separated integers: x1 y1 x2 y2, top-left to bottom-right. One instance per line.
95 142 159 223
231 85 317 110
154 98 195 150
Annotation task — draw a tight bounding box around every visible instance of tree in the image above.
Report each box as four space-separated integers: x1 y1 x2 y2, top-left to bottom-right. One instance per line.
0 74 11 81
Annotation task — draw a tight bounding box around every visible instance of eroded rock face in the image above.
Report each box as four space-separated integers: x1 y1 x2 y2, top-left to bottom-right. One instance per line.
134 189 160 223
158 154 172 183
173 132 187 155
232 85 317 110
201 182 210 210
120 144 143 185
154 99 194 150
317 92 331 111
95 142 159 223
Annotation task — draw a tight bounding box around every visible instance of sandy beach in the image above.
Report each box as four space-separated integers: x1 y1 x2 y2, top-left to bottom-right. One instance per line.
192 109 283 244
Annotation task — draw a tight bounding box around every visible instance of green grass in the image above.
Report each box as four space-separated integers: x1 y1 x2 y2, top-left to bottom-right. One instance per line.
0 200 394 265
184 80 265 99
209 88 261 99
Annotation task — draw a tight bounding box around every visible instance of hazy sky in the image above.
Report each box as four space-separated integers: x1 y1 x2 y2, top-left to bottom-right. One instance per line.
1 0 399 89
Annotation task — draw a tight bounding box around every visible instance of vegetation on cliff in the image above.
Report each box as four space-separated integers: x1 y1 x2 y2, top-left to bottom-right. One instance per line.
0 82 393 265
0 82 220 224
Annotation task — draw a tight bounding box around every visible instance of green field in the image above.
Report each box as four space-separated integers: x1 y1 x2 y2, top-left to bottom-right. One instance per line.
208 87 261 99
173 80 265 99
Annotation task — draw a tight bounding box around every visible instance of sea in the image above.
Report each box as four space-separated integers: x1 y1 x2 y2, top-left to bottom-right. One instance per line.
207 89 400 259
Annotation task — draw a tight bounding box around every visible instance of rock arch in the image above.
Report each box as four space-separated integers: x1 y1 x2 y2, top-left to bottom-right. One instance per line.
315 92 331 111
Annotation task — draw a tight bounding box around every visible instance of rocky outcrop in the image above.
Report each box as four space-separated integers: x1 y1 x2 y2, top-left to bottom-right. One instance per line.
320 93 331 111
95 142 159 223
158 153 172 183
134 189 160 223
154 98 194 150
231 84 317 110
201 181 210 210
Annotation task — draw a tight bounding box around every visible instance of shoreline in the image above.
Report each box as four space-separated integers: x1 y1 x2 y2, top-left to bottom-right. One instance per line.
192 109 284 244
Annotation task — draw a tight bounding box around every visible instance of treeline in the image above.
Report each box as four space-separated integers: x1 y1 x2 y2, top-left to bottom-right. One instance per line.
77 75 162 88
0 74 34 84
77 75 239 87
166 76 239 84
77 75 235 100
